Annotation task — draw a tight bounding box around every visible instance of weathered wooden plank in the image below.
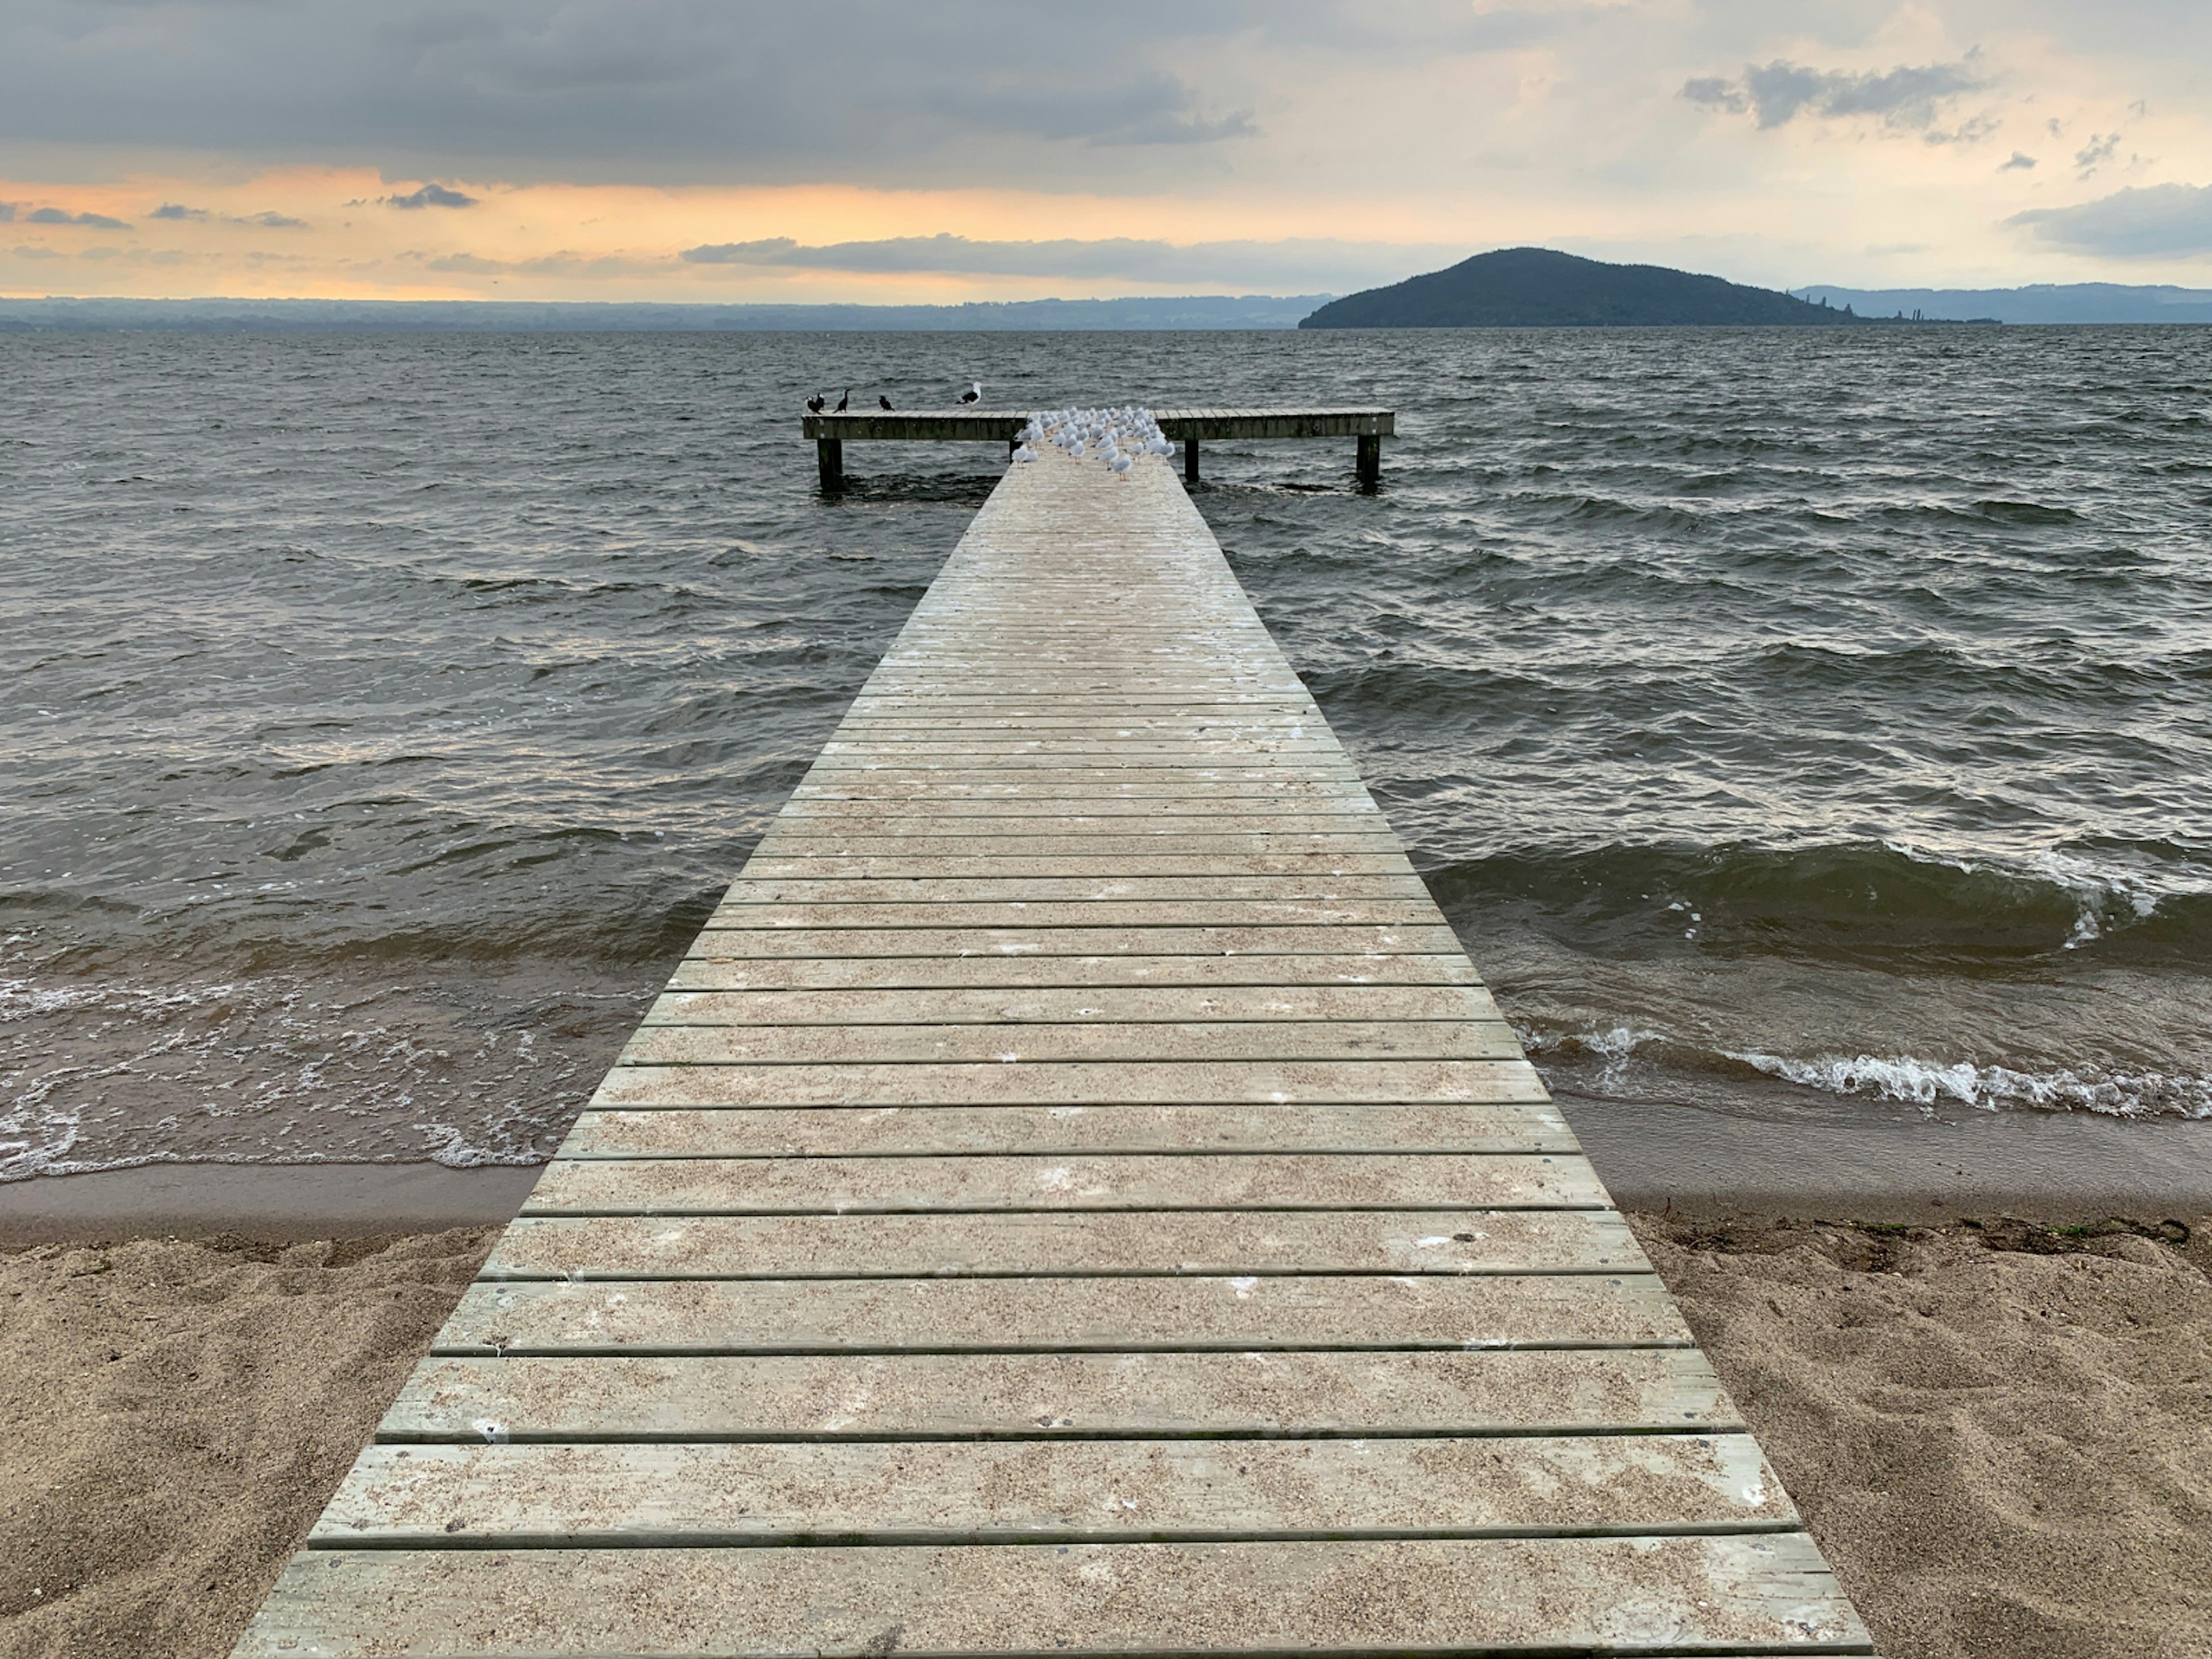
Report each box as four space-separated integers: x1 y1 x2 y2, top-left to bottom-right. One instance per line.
662 953 1481 992
766 805 1388 825
313 1433 1795 1546
816 743 1353 760
693 900 1448 927
802 408 1031 441
556 1103 1575 1159
679 924 1469 959
642 985 1502 1027
381 1348 1738 1441
614 1019 1524 1067
518 1151 1603 1215
1155 407 1395 440
592 1058 1551 1108
828 718 1334 736
789 775 1376 798
233 1535 1869 1658
747 834 1408 857
479 1209 1632 1281
437 1270 1685 1353
723 867 1426 891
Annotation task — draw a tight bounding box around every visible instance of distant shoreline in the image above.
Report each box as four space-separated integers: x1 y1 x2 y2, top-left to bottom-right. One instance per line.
6 290 2212 331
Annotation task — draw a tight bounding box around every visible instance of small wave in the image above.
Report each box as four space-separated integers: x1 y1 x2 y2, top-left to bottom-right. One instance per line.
1522 1021 2212 1120
1973 499 2082 525
1422 837 2212 969
1732 1049 2212 1119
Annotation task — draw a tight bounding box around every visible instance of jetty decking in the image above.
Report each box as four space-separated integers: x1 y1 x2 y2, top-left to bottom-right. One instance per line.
232 437 1871 1657
803 407 1394 484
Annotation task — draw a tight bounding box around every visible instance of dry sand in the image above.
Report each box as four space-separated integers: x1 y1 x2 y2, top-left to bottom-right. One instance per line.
0 1229 493 1659
2 1215 2209 1659
1634 1213 2212 1659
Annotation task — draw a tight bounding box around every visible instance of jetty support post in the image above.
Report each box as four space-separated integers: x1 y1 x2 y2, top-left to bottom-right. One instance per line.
1357 432 1381 488
1184 436 1200 482
816 437 843 488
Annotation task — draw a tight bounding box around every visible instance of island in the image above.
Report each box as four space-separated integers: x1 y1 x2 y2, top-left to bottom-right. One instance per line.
1301 247 1867 328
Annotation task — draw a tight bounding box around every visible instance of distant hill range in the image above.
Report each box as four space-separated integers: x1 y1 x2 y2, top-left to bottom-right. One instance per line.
1795 283 2212 325
0 294 1326 334
1300 248 1884 329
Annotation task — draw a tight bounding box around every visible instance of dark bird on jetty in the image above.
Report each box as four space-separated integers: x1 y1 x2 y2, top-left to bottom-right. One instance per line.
805 393 825 414
879 395 893 411
835 388 850 412
959 381 982 404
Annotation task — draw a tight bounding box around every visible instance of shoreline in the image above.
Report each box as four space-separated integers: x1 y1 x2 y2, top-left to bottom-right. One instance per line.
3 1101 2209 1245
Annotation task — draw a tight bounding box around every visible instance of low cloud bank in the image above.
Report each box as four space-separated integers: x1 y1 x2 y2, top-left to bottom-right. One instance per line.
679 232 1453 290
2012 184 2212 257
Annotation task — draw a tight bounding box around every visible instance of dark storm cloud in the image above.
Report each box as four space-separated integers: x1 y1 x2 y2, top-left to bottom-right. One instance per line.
0 1 1503 187
2011 184 2212 256
1684 58 1984 131
677 232 1453 288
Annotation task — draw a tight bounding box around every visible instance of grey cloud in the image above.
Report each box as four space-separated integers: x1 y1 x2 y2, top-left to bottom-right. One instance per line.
1999 151 2037 171
679 232 1456 289
1684 58 1983 131
2074 133 2121 176
150 202 309 228
2011 183 2212 256
0 1 1503 190
24 206 129 228
0 204 12 222
1679 76 1747 115
388 184 478 209
918 71 1255 147
424 250 664 277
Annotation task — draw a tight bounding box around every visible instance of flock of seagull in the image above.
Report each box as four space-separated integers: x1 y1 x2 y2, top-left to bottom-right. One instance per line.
1012 406 1175 479
806 382 982 414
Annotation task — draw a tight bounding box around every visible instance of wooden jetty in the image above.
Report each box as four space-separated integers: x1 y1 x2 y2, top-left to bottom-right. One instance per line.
231 430 1872 1657
803 407 1394 486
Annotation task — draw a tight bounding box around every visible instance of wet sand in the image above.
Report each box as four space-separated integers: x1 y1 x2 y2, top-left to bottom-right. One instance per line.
6 1096 2212 1248
3 1211 2210 1659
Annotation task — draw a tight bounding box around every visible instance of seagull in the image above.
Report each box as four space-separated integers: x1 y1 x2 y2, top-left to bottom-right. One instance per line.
879 395 893 411
1109 452 1133 478
834 389 850 412
959 381 982 405
805 394 826 414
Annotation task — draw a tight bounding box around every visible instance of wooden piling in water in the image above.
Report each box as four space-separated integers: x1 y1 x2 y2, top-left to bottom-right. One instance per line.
803 406 1396 484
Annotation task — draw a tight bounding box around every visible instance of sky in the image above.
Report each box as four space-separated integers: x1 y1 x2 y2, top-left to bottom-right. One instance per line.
3 0 2209 303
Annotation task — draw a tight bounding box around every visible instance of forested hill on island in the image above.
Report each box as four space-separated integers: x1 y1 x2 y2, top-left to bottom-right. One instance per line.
1302 247 1878 328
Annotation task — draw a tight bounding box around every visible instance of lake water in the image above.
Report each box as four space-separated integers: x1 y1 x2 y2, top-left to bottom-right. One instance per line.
5 325 2209 1180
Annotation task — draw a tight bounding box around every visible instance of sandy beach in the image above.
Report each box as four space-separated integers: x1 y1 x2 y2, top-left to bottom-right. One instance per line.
2 1208 2207 1659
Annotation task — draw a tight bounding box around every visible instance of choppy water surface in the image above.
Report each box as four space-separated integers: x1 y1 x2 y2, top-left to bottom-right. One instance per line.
5 327 2209 1179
